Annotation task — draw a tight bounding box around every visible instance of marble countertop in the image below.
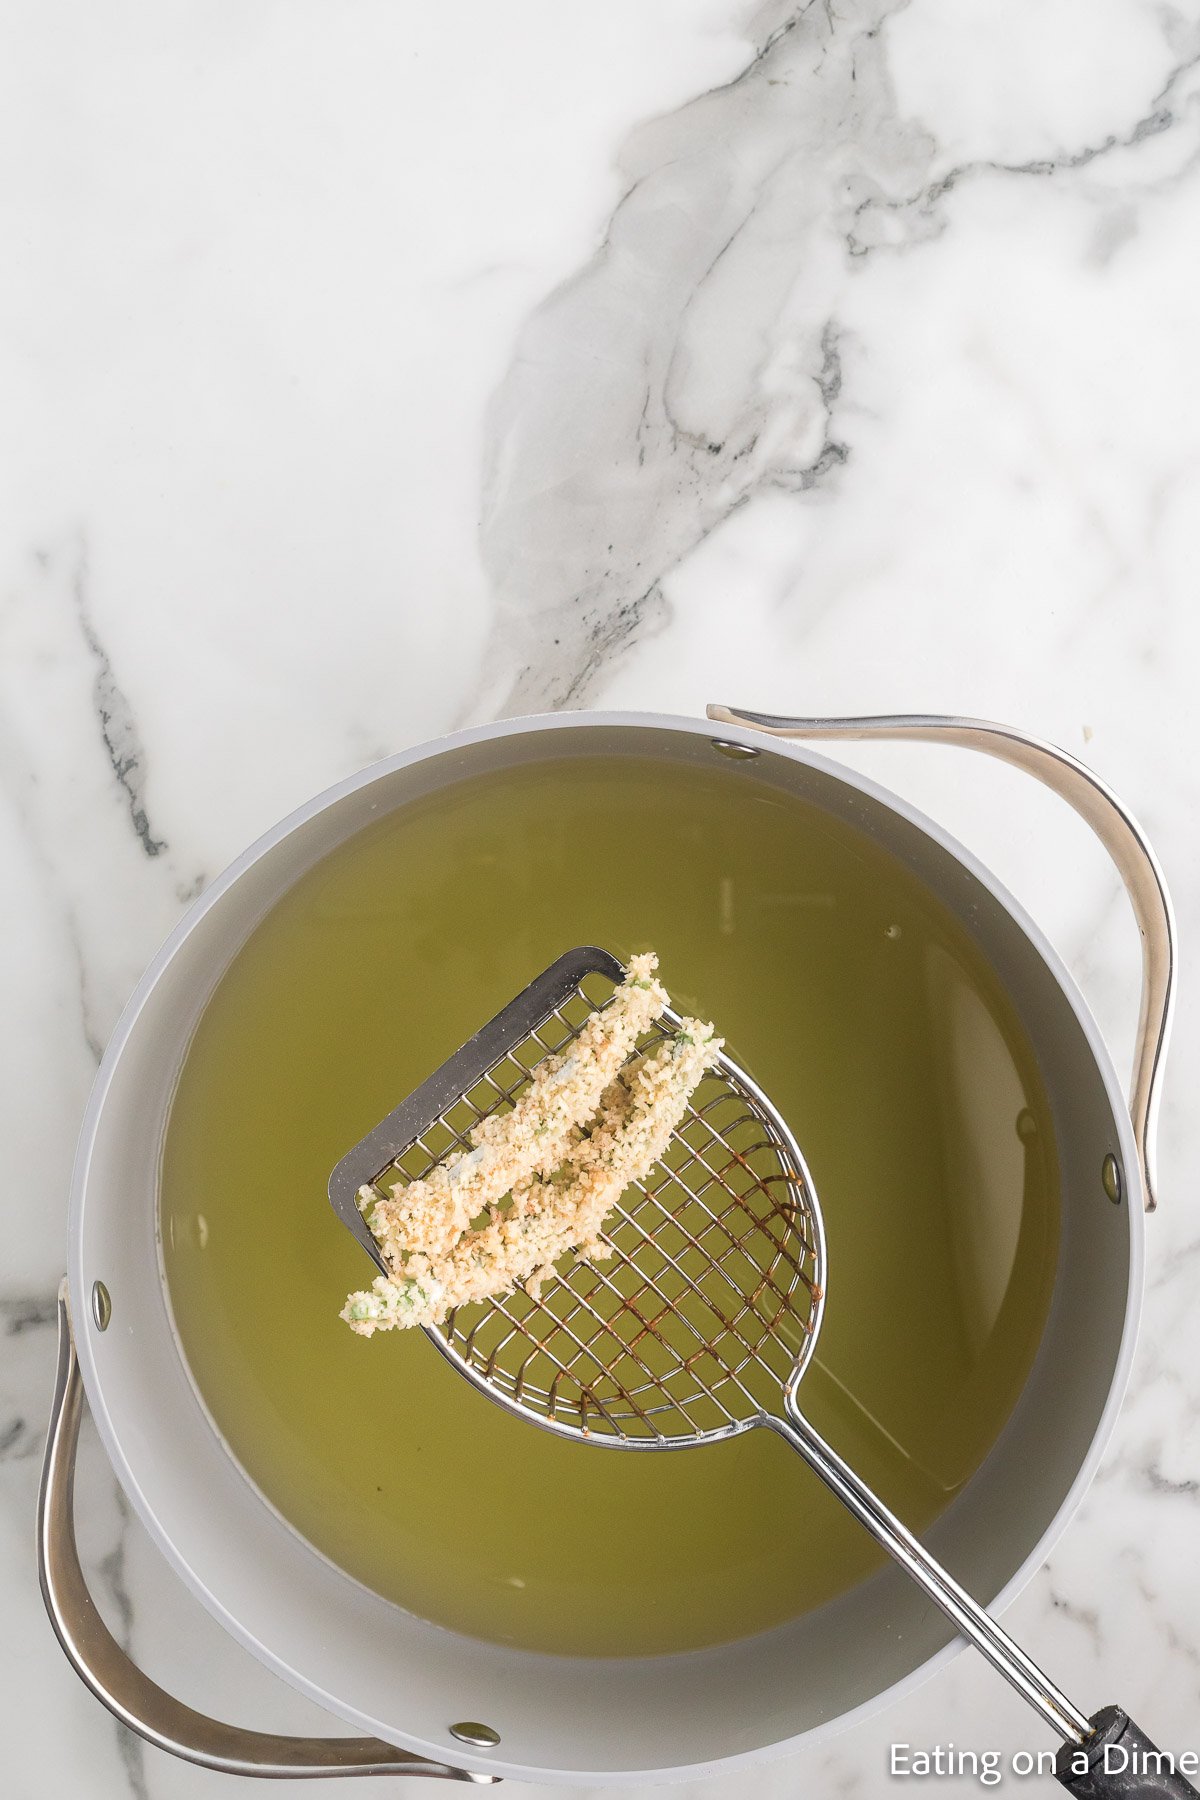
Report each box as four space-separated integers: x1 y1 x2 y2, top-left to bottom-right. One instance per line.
3 1 1199 1794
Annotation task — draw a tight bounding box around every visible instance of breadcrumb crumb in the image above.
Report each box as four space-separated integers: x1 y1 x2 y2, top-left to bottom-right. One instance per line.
340 955 721 1335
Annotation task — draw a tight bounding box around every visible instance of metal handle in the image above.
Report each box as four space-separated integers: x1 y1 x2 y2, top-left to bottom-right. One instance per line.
707 706 1176 1213
778 1399 1200 1779
38 1282 492 1783
775 1396 1094 1746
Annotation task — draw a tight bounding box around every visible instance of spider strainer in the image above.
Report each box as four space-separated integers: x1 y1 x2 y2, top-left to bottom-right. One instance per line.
329 949 1191 1790
330 948 821 1441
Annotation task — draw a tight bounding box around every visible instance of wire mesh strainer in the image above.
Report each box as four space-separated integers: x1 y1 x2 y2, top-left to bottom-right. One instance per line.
330 948 1194 1795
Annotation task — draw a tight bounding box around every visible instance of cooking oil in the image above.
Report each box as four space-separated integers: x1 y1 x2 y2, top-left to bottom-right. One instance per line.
161 753 1059 1655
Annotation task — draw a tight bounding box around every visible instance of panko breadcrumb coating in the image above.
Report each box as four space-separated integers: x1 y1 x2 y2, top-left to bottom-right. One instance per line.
340 957 722 1335
362 952 667 1275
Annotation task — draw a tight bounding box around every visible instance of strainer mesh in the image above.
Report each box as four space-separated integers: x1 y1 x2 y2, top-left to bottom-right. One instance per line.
361 975 824 1444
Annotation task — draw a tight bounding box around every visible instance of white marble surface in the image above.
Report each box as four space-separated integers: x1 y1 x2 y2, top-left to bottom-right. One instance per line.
3 0 1200 1793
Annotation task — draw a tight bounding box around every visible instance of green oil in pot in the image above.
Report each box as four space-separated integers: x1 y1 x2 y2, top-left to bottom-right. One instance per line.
161 753 1059 1656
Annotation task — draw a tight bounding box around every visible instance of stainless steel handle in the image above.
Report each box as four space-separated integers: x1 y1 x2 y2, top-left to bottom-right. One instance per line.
38 1282 493 1783
774 1397 1093 1745
707 706 1176 1213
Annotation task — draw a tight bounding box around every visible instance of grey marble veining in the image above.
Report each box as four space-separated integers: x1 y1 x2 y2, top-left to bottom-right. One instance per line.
474 0 927 719
2 0 1199 1794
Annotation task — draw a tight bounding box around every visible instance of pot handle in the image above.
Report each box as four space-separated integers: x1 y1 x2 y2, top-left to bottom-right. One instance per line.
706 706 1175 1213
38 1283 496 1784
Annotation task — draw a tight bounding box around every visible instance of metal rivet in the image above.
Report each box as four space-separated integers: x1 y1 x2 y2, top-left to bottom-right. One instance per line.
91 1281 112 1331
710 738 760 760
1102 1154 1123 1205
449 1722 501 1749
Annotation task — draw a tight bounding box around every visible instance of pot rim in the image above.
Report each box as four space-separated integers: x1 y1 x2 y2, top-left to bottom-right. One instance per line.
66 707 1144 1784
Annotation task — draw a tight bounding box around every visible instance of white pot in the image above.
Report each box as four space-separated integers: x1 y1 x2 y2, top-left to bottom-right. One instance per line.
40 707 1174 1787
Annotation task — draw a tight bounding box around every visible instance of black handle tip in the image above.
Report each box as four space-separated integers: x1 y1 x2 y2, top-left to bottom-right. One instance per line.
1056 1707 1200 1797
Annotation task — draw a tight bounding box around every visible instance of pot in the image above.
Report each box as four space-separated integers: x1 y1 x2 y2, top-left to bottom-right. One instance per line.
39 706 1175 1787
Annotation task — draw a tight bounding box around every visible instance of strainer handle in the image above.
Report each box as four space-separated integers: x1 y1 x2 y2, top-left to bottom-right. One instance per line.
706 706 1175 1213
774 1401 1093 1744
775 1403 1197 1787
37 1283 494 1784
1053 1707 1200 1795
